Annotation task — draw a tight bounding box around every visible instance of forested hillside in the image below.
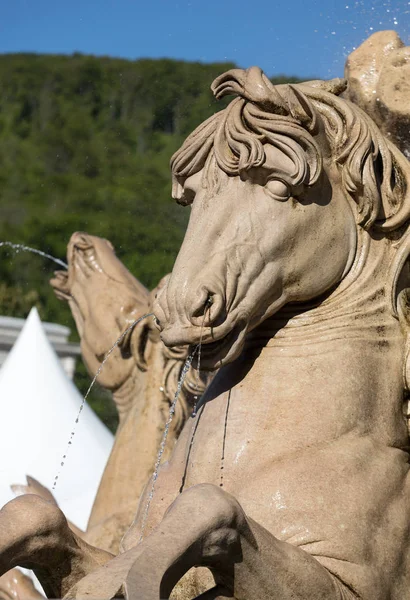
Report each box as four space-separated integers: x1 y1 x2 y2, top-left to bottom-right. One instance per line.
0 53 238 321
0 53 299 428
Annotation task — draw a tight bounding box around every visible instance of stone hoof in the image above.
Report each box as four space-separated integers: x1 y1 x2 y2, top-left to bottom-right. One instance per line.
0 495 68 572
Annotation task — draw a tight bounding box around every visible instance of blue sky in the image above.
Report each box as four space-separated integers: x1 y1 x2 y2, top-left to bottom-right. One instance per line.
0 0 408 79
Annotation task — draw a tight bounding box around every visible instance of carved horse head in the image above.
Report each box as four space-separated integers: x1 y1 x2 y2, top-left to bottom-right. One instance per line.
50 233 209 428
50 232 150 390
154 67 410 369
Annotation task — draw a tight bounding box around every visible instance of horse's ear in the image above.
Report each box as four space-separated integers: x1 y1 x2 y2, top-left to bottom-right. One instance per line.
129 322 149 372
376 141 410 232
302 78 347 96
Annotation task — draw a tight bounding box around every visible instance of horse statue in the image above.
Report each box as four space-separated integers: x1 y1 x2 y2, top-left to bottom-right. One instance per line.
48 232 206 554
1 65 410 600
0 232 208 600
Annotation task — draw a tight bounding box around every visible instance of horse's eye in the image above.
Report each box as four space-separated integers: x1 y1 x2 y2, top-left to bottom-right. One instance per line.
264 179 290 201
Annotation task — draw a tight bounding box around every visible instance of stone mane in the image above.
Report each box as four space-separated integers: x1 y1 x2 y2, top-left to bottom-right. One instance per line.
171 66 408 232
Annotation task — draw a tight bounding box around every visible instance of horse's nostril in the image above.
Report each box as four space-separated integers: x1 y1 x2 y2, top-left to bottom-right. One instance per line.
189 288 225 327
190 288 210 319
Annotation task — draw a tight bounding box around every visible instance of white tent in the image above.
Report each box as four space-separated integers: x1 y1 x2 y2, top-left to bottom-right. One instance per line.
0 307 114 531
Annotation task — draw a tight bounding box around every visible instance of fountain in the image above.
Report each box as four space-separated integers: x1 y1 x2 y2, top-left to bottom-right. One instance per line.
37 232 208 554
0 30 410 600
0 233 209 599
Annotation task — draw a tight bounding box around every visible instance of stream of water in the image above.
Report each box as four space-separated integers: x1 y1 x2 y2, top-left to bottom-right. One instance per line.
52 312 154 490
0 242 68 269
138 346 198 541
0 240 208 533
192 307 208 417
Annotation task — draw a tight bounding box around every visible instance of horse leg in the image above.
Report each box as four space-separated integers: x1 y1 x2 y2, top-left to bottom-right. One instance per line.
0 495 113 598
124 483 356 600
68 483 357 600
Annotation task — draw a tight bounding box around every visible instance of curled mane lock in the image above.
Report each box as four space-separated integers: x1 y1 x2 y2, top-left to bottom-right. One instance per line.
171 66 410 233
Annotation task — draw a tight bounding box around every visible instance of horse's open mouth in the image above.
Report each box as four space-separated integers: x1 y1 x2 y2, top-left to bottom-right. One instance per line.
190 323 246 369
50 270 71 300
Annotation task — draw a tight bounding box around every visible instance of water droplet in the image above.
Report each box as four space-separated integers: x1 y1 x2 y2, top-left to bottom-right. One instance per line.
139 348 198 542
0 242 67 268
52 312 154 490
